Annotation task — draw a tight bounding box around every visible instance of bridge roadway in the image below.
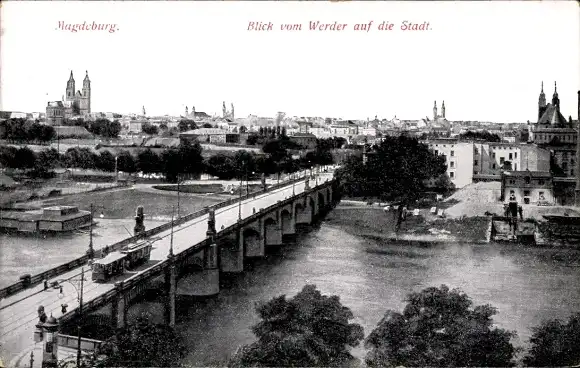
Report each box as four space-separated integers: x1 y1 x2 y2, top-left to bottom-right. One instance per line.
0 172 334 363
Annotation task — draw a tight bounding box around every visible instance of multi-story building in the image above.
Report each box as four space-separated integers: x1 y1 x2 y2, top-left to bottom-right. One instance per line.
46 101 65 126
425 139 474 188
500 171 554 205
424 139 551 189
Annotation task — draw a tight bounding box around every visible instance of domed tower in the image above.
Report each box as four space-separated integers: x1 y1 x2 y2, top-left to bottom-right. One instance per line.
81 71 91 115
66 71 75 101
538 81 547 120
552 81 560 111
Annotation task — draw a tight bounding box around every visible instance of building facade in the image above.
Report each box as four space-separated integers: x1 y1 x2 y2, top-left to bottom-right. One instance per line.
501 171 554 205
426 140 474 188
46 101 65 126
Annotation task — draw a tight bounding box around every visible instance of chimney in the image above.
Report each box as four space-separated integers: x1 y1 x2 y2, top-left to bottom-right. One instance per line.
575 91 580 206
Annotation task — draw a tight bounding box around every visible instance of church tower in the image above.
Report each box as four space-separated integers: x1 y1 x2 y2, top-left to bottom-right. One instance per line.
230 103 235 121
552 81 560 111
442 101 446 119
192 106 196 120
81 71 91 115
142 106 146 116
185 106 189 117
66 71 75 100
538 81 547 120
222 101 227 118
433 101 437 121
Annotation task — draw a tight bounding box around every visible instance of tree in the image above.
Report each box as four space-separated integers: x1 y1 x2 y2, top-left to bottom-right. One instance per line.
178 119 197 132
336 136 447 203
77 316 186 367
116 150 137 173
14 147 37 169
141 122 159 135
202 122 213 128
161 148 181 182
459 130 501 143
501 160 513 171
96 150 116 172
179 140 204 175
523 312 580 367
365 285 517 367
229 284 364 367
205 153 236 180
36 148 62 170
137 149 162 174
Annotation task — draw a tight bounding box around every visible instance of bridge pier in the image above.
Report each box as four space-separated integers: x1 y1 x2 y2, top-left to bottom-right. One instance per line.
220 231 243 273
164 263 176 326
245 219 265 257
264 214 283 246
295 201 312 225
111 282 127 329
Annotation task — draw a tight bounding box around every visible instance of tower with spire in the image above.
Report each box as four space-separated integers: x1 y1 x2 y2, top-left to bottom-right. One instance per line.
538 81 547 120
442 100 446 119
433 101 437 121
142 106 146 116
64 70 91 117
552 81 560 110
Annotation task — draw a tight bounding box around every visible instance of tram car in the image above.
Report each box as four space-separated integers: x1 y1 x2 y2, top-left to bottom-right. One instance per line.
91 251 128 282
120 240 153 269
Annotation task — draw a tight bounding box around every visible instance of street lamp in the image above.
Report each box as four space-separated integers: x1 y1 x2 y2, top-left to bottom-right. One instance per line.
114 156 118 183
58 267 86 368
177 173 181 219
87 204 95 261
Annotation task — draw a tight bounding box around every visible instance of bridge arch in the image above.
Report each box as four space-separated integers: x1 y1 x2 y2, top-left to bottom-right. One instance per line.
318 191 326 212
264 217 282 246
280 208 293 235
243 227 262 257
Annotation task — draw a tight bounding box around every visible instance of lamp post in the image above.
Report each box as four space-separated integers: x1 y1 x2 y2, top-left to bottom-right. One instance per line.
177 173 181 219
114 156 118 183
238 170 243 221
58 267 86 368
87 204 94 261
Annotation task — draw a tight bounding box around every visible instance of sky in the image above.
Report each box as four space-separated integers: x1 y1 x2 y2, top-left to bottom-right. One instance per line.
0 1 579 123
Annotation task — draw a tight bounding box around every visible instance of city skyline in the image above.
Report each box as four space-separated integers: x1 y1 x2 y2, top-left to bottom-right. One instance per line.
1 1 579 123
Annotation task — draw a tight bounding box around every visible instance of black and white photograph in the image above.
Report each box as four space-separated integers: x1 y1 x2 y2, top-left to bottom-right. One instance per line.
0 1 579 367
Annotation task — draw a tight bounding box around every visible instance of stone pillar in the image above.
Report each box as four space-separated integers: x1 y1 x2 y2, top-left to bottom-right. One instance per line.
220 232 244 273
134 206 145 235
164 263 176 327
111 282 127 329
41 316 59 368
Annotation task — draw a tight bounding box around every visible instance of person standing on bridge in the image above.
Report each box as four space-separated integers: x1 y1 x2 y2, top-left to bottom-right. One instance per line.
43 279 48 291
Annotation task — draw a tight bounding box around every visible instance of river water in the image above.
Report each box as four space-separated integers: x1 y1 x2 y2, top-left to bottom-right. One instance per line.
129 207 580 366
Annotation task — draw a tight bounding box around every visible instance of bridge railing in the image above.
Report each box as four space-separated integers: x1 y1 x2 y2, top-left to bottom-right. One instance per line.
58 177 337 319
0 170 335 299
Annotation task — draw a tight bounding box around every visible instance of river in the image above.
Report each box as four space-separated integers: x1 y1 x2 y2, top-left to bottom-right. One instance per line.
126 206 580 366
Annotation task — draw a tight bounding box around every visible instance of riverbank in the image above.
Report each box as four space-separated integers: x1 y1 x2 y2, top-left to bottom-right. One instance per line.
328 202 490 244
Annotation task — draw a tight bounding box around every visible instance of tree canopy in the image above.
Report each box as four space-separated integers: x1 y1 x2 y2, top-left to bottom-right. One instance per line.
523 312 580 367
229 284 364 367
336 136 447 202
364 285 517 367
75 316 186 367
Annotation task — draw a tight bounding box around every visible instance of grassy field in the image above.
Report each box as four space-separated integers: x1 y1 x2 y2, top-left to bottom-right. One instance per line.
26 187 223 219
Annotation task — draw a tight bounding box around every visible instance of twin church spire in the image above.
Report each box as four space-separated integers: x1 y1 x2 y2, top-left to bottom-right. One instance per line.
538 81 560 120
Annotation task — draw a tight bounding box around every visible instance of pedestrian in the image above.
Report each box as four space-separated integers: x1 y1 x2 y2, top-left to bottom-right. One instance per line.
518 205 523 220
61 304 68 314
59 285 63 294
43 279 48 291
